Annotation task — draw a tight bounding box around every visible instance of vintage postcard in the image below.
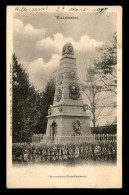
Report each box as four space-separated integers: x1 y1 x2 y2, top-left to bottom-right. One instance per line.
6 6 122 188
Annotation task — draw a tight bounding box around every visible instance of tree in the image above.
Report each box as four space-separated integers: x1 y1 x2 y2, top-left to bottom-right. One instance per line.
12 54 30 142
94 32 117 95
12 54 56 142
81 33 117 130
34 78 56 134
82 66 116 131
12 54 41 142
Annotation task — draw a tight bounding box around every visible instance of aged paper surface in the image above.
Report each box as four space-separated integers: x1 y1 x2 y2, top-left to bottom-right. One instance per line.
6 6 122 188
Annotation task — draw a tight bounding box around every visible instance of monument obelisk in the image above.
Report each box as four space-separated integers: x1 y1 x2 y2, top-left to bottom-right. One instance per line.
46 42 91 143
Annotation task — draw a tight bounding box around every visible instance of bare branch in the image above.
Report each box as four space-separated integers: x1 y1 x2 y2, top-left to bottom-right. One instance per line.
95 108 116 121
100 76 117 95
109 71 117 78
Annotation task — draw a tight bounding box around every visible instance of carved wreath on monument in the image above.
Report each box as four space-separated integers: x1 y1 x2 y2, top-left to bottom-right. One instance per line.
69 82 80 100
56 88 62 102
73 119 81 135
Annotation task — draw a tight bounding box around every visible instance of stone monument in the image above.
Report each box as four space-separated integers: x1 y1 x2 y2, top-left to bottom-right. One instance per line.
45 42 91 143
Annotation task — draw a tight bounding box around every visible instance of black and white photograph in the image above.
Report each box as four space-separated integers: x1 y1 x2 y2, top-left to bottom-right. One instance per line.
6 6 122 188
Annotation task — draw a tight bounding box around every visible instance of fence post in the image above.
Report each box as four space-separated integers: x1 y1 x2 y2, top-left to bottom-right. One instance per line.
104 134 106 141
98 134 100 141
115 134 117 142
109 134 110 142
107 134 109 142
113 134 114 142
111 134 112 142
102 134 104 141
97 134 98 141
114 134 116 142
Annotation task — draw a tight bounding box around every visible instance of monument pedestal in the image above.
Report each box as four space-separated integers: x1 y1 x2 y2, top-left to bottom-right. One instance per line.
46 114 91 144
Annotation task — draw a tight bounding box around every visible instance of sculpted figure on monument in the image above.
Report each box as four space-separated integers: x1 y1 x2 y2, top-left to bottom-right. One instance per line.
48 108 51 115
69 82 80 100
58 104 63 112
58 73 63 85
62 42 74 55
69 70 76 79
56 88 62 102
83 104 88 112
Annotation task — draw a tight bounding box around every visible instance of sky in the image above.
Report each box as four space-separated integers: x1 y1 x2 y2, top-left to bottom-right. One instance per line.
13 10 117 125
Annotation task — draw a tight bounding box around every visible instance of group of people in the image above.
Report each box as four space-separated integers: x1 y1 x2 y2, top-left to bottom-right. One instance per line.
12 142 116 164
